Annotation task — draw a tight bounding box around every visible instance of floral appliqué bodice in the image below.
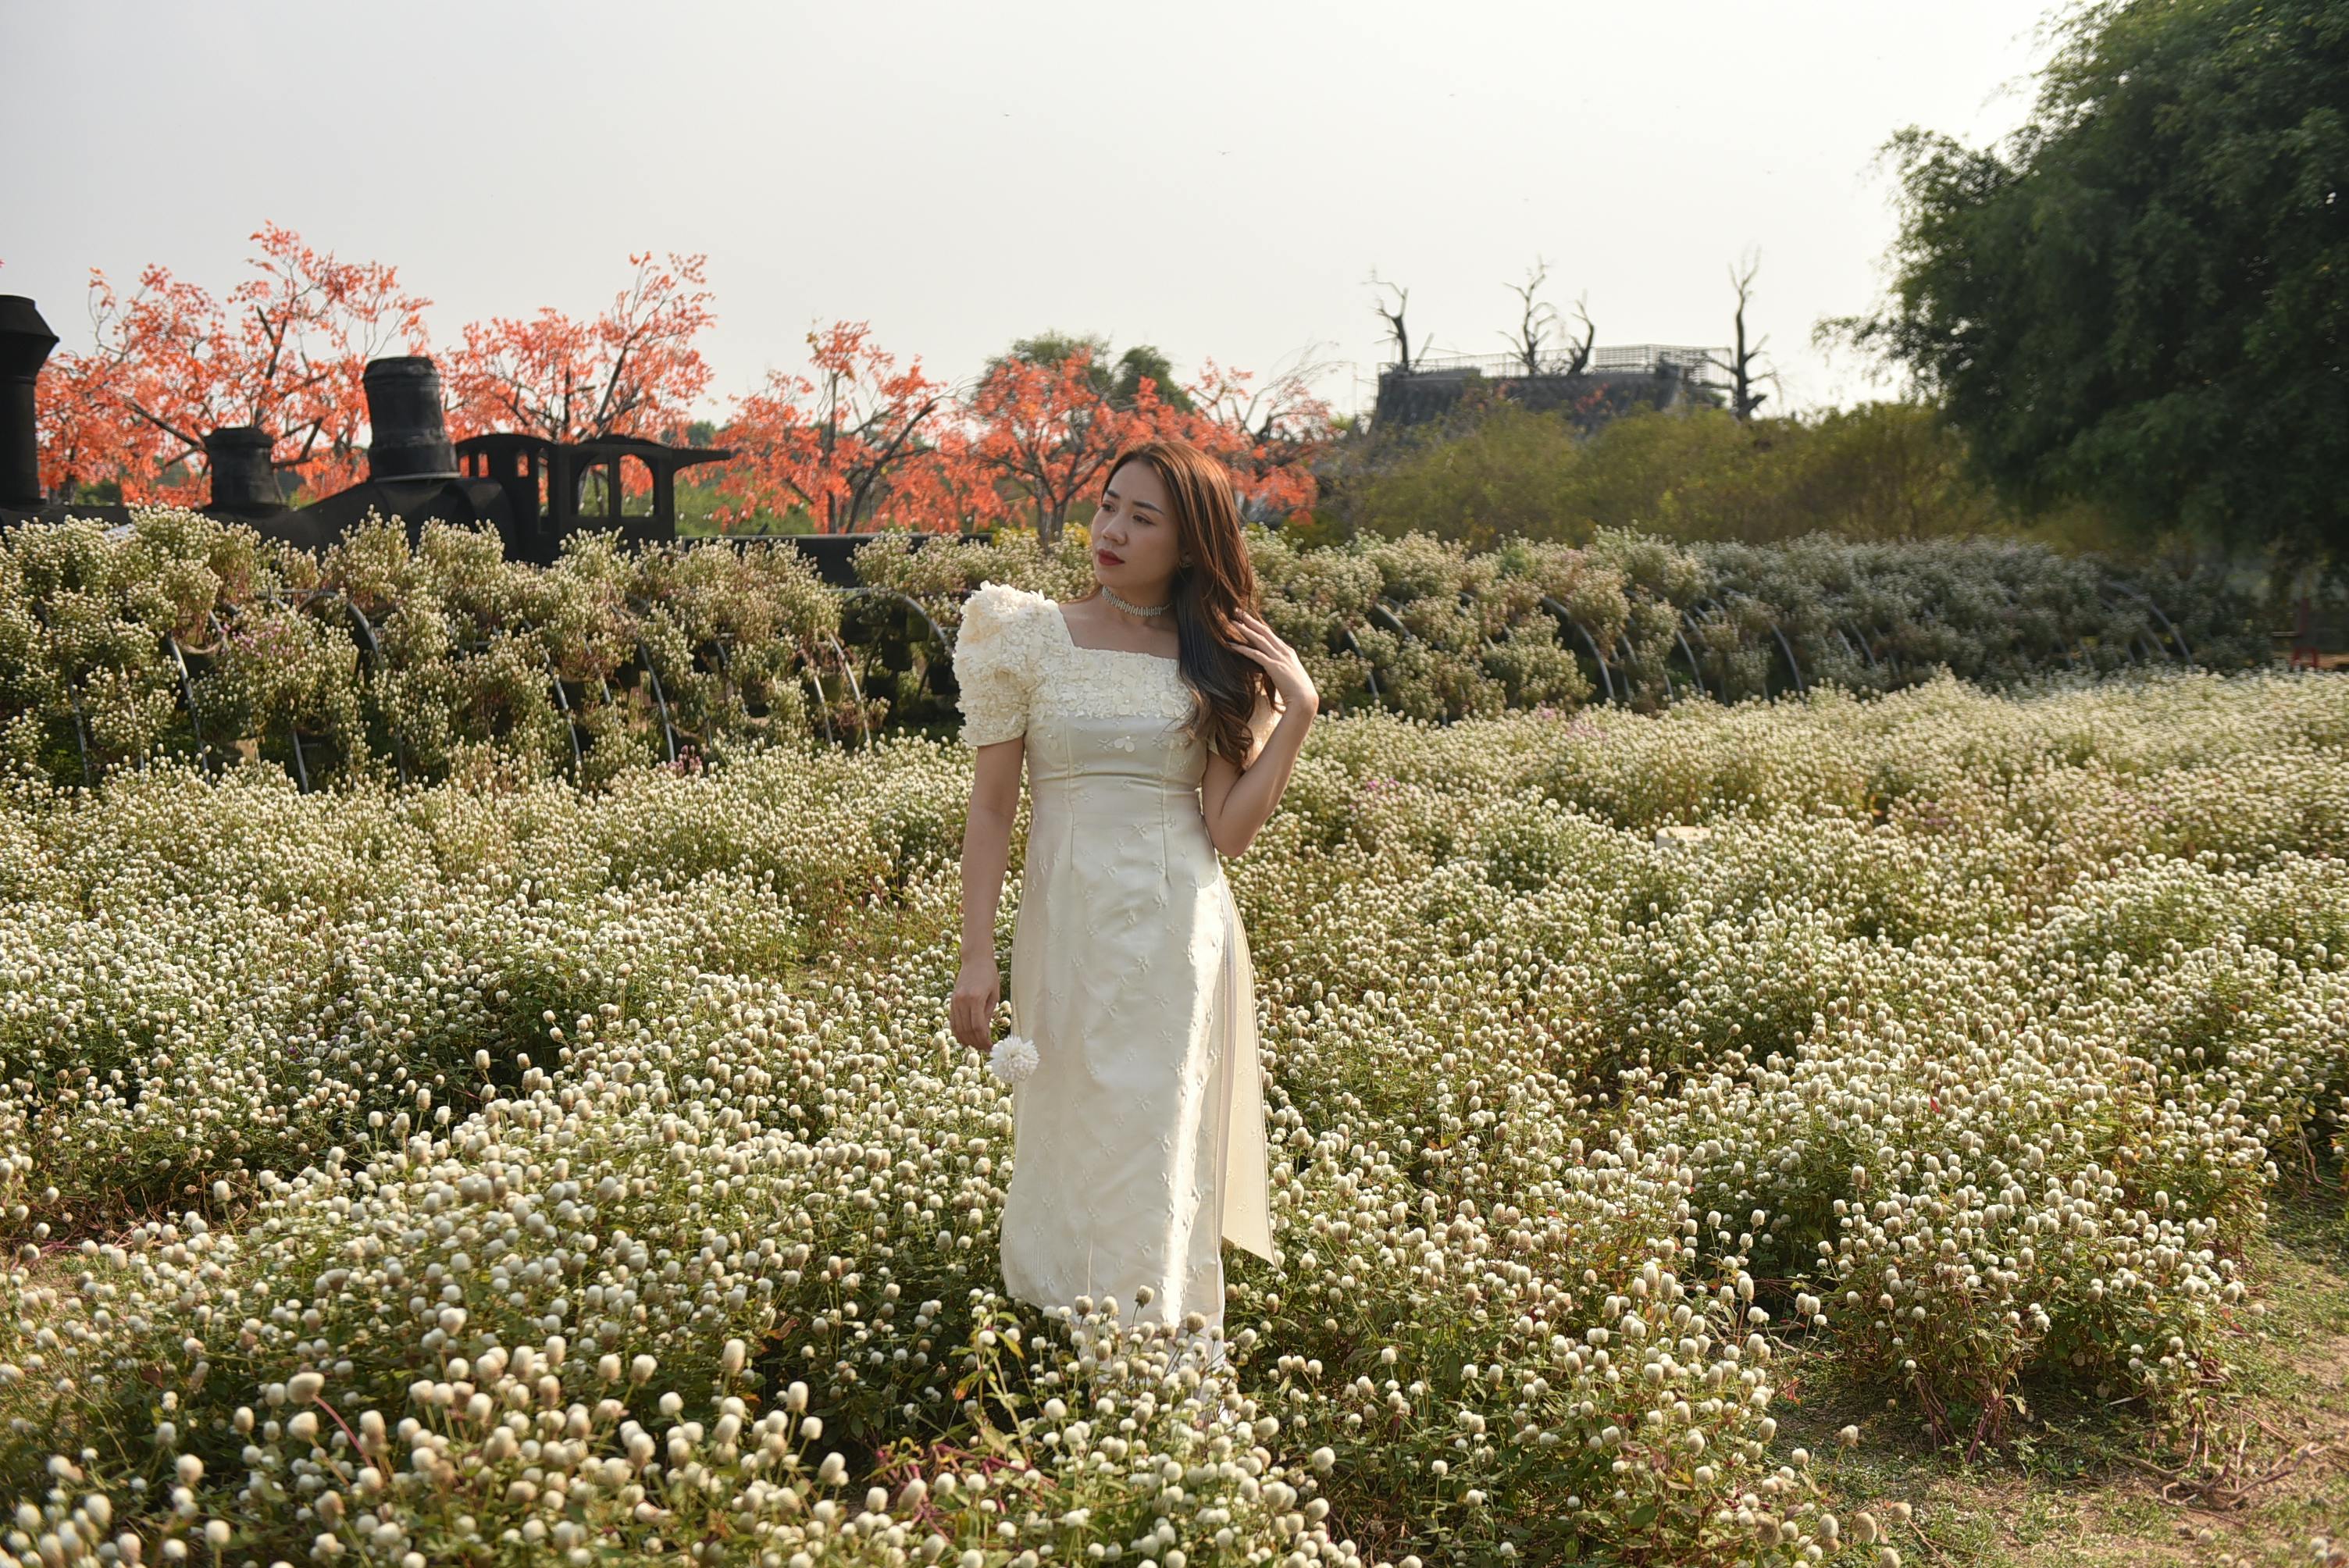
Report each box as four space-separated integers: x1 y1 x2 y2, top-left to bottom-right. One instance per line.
953 579 1202 779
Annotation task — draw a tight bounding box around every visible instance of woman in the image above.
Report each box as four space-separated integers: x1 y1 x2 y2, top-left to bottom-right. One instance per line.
946 437 1320 1370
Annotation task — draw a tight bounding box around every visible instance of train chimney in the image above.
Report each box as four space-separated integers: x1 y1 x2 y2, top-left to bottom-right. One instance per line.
203 426 284 514
0 295 59 510
362 356 458 480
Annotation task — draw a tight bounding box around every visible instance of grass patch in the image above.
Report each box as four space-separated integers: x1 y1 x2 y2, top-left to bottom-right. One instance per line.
1775 1181 2349 1566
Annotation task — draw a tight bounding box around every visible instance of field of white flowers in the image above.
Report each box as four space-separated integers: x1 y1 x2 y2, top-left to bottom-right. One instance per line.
2 665 2346 1566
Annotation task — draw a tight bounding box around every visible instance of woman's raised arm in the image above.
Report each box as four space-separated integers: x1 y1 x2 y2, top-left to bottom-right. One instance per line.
1199 609 1320 859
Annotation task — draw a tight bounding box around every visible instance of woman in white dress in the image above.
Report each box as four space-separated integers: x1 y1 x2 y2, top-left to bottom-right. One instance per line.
946 438 1320 1370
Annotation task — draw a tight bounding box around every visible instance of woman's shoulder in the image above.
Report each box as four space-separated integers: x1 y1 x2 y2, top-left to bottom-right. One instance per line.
957 580 1062 670
966 579 1060 618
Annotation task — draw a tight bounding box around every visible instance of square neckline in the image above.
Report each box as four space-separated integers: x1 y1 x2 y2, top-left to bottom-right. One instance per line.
1051 598 1181 665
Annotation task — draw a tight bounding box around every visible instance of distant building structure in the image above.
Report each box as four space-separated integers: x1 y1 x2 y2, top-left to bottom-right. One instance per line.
1371 344 1731 431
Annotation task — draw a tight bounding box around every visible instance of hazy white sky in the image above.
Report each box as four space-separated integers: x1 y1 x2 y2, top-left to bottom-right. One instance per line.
2 0 2068 424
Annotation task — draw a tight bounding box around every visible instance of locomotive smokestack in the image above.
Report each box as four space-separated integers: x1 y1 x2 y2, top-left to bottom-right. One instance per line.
362 356 458 481
0 295 59 510
203 426 283 513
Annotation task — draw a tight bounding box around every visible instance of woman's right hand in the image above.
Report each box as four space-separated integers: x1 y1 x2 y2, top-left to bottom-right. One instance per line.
950 952 1001 1053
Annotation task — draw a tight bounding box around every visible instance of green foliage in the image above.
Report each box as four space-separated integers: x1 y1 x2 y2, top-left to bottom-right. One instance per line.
1343 401 1592 550
1827 0 2349 576
0 505 2276 794
1338 401 2143 554
0 507 841 792
982 330 1198 415
864 522 2272 728
1567 404 2025 547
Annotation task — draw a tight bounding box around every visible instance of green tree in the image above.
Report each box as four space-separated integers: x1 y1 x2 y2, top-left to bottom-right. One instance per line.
982 330 1196 414
1338 401 2135 554
1346 401 1588 550
1824 0 2349 579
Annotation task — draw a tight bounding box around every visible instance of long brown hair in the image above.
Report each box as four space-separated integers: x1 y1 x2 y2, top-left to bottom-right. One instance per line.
1087 438 1268 767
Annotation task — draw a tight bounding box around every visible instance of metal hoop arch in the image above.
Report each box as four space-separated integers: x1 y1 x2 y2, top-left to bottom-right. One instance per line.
1538 594 1617 706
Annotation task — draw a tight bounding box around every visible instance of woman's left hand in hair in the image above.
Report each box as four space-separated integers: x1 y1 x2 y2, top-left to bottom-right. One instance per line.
1229 610 1320 715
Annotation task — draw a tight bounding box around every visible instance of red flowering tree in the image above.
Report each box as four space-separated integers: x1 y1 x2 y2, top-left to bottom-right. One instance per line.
30 223 432 504
1128 355 1337 524
28 343 148 505
440 251 718 507
882 421 1020 533
713 323 965 533
964 343 1146 549
20 229 1334 535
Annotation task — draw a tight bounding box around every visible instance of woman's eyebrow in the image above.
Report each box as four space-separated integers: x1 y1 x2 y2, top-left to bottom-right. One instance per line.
1105 484 1161 515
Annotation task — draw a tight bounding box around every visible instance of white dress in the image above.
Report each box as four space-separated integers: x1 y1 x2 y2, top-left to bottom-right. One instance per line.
953 580 1279 1348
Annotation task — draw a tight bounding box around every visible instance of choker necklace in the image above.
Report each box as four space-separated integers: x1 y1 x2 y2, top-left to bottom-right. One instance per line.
1100 584 1169 618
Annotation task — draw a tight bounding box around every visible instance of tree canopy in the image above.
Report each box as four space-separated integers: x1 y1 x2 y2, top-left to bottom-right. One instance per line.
982 330 1198 415
1828 0 2347 577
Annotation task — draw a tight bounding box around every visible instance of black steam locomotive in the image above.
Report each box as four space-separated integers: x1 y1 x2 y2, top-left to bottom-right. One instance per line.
0 292 950 590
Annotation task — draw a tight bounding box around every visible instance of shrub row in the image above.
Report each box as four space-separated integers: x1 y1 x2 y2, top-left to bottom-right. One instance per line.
0 504 2272 792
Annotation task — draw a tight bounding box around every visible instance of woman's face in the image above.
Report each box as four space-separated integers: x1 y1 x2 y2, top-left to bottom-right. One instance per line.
1091 461 1182 598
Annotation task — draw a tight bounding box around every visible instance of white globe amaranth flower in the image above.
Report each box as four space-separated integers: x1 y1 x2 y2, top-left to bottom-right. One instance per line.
0 634 2329 1564
988 1032 1041 1085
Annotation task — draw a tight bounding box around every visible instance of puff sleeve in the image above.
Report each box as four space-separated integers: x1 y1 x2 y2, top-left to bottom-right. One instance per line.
953 581 1039 748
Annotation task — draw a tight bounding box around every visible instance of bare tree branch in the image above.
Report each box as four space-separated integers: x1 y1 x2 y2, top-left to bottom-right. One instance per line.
1500 257 1563 376
1367 269 1417 370
1567 291 1596 376
1701 248 1773 420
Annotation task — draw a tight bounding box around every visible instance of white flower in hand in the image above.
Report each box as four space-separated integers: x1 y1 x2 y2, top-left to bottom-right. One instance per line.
988 1032 1040 1085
